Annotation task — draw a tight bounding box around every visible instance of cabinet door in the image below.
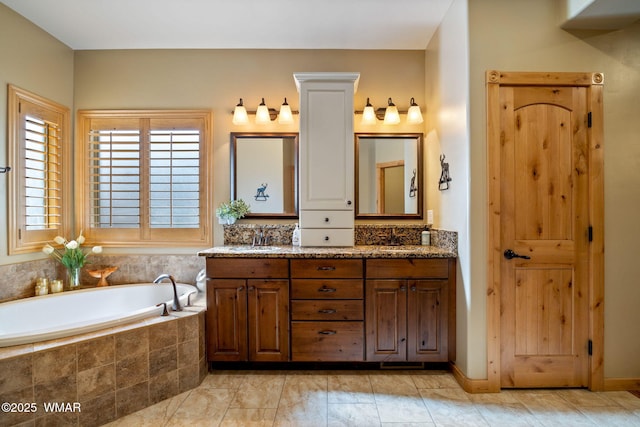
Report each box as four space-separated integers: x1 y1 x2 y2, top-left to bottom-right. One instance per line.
298 81 355 211
365 280 407 361
407 280 448 362
206 279 247 361
247 280 289 361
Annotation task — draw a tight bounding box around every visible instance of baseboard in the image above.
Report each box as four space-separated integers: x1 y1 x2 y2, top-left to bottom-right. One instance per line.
449 362 499 393
604 377 640 391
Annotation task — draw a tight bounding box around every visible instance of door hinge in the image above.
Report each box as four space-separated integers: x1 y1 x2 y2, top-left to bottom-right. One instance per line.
588 339 593 356
18 101 21 113
18 228 21 240
588 226 593 242
587 112 592 128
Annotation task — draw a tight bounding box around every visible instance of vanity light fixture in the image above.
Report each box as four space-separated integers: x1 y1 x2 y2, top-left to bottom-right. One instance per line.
278 98 294 124
361 98 377 125
383 98 400 125
255 98 272 124
355 97 424 125
231 98 299 125
232 98 249 125
407 97 424 124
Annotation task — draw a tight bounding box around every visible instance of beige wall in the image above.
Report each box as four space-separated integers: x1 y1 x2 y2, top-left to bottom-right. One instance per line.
73 49 427 249
468 0 640 378
425 0 475 376
0 4 74 266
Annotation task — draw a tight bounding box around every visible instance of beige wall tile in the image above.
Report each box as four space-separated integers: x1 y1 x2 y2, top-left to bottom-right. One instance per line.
116 354 148 389
32 345 76 385
77 336 115 371
0 355 32 394
148 321 177 351
116 381 149 417
77 364 116 402
115 329 148 360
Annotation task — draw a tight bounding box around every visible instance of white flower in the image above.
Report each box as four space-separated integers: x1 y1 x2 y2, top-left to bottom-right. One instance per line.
53 236 66 245
77 234 85 244
92 246 103 254
66 240 78 250
42 244 55 255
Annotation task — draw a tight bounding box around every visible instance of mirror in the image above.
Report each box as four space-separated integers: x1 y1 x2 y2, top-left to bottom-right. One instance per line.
355 133 423 219
231 132 299 218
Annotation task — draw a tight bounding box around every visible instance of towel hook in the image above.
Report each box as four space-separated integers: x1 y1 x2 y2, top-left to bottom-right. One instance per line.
0 166 11 174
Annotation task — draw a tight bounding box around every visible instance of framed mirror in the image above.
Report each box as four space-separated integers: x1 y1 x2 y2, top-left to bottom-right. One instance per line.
355 133 423 219
230 132 299 218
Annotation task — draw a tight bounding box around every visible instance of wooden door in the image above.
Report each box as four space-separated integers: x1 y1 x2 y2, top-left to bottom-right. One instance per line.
206 279 247 361
407 280 448 362
365 280 407 361
498 84 590 387
247 279 289 361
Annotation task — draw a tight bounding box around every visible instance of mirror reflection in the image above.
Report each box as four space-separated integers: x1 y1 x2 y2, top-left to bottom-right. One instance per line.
355 133 423 219
231 133 298 218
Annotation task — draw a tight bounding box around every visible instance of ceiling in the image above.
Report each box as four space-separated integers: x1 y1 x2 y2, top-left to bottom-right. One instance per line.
0 0 454 50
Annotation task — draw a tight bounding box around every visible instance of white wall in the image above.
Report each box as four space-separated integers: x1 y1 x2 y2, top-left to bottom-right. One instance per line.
425 0 474 375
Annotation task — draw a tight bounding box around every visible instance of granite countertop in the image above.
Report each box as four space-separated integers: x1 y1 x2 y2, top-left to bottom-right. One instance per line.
197 245 456 259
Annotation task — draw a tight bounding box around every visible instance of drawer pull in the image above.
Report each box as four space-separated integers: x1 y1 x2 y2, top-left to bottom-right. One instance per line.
317 266 336 271
318 330 337 335
318 309 337 314
318 286 337 293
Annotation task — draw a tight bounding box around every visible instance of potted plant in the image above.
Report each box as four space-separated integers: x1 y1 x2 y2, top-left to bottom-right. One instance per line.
216 199 251 224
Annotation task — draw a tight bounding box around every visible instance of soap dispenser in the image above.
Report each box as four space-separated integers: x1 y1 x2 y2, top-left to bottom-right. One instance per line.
292 223 301 246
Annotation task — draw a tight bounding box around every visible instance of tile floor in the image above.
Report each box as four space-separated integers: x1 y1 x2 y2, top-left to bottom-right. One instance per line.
105 369 640 426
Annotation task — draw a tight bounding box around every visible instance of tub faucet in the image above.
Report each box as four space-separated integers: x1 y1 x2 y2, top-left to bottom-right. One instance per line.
153 274 183 312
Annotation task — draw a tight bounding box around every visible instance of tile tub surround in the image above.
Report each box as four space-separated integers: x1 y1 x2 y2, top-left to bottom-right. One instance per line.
0 254 204 303
224 223 458 254
0 303 207 427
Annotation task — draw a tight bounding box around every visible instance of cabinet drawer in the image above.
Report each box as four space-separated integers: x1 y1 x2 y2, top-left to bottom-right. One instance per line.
300 210 354 228
291 279 363 299
207 258 289 278
291 259 362 278
366 258 449 279
291 321 364 361
291 300 363 321
299 228 354 247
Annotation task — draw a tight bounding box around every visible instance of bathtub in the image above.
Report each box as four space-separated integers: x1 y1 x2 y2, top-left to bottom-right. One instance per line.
0 283 198 347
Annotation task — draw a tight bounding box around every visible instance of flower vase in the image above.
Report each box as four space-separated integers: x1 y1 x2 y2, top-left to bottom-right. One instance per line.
226 217 237 225
67 267 81 289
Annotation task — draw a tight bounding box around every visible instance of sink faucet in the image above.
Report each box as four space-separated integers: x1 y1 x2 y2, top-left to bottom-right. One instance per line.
388 228 400 246
153 274 183 311
252 228 270 246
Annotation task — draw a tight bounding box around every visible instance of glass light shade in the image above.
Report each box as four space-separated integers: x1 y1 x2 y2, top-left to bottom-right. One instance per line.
232 99 249 125
383 98 400 125
255 98 271 124
278 98 294 124
407 98 424 124
361 98 377 125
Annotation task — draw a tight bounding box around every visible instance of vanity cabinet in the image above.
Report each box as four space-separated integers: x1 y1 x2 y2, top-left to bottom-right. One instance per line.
290 259 364 361
365 258 455 362
294 72 360 246
205 258 289 362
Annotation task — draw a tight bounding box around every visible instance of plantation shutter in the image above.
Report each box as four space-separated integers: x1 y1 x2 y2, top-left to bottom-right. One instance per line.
8 86 70 254
78 111 211 247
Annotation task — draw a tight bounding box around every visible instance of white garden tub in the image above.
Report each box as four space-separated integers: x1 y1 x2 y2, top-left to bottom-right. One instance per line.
0 283 198 347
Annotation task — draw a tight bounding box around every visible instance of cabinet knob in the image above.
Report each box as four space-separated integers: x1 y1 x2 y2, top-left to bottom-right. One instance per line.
248 286 255 291
237 286 244 291
324 217 330 222
400 285 406 292
324 236 330 241
346 200 352 206
410 286 416 292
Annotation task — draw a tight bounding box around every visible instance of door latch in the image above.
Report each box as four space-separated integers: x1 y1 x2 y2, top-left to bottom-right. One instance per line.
504 249 531 260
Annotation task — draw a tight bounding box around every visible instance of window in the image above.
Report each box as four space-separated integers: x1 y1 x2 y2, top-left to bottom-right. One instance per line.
8 85 71 254
76 110 212 247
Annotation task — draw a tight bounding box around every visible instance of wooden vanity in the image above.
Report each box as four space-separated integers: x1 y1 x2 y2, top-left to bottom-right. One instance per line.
200 246 456 365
